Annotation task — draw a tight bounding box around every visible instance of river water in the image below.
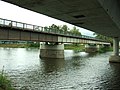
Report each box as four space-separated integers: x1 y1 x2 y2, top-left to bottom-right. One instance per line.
0 48 120 90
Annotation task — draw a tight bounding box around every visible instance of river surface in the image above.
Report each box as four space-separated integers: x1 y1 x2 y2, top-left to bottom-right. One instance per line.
0 48 120 90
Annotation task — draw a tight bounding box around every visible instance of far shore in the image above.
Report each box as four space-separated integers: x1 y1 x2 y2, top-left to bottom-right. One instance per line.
0 44 112 53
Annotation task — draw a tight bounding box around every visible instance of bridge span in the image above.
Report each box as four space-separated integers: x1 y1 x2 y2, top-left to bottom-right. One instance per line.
0 18 109 44
0 18 110 58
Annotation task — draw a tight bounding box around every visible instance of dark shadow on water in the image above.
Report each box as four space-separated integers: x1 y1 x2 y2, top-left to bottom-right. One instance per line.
40 58 65 73
101 63 120 89
87 52 98 57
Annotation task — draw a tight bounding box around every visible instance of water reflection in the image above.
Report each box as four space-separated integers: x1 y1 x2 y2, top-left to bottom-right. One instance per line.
87 52 98 57
40 58 65 73
1 48 120 89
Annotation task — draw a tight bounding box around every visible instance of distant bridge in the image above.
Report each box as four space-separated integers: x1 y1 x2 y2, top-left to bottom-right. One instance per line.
0 18 110 45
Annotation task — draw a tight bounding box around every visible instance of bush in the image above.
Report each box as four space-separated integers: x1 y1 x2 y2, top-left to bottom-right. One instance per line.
27 43 40 48
0 66 14 90
98 46 112 53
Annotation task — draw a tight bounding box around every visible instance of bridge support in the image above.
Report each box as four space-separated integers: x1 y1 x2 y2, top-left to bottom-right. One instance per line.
97 44 103 51
85 44 97 53
39 43 64 59
109 37 120 62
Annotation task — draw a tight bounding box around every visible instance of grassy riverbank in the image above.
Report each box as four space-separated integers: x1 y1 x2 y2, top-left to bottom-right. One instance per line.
98 46 113 53
0 44 85 50
0 69 14 90
0 43 39 48
0 44 112 52
0 75 14 90
0 44 28 48
64 44 85 51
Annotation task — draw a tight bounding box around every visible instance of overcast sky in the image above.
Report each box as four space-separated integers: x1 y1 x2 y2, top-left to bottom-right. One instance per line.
0 1 94 36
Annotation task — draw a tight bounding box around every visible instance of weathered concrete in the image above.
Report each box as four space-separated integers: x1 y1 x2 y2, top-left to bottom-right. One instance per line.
39 43 64 59
109 37 120 63
109 55 120 63
113 37 119 56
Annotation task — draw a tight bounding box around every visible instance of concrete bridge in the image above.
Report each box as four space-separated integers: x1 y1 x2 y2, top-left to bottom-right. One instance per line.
1 0 119 62
0 18 110 58
0 18 109 44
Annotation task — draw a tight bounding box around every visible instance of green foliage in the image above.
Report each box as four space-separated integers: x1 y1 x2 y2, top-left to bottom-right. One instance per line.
0 66 14 90
93 33 113 43
49 24 61 32
61 25 69 32
27 43 40 48
64 44 85 51
46 24 82 36
69 26 81 36
98 46 112 53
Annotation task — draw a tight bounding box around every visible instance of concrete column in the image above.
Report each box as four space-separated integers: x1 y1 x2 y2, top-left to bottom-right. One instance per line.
97 44 101 51
113 37 119 56
109 37 120 62
39 43 64 59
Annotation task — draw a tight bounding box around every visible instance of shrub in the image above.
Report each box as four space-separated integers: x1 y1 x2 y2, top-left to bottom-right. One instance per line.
0 66 14 90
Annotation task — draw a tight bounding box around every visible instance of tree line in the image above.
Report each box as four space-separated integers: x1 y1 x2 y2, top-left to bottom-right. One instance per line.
44 24 81 36
45 24 112 43
93 33 113 43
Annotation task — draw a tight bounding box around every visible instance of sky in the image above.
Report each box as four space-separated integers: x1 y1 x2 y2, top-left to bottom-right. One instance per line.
0 0 94 36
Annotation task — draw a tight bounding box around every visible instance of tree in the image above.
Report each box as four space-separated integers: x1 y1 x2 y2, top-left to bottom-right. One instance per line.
93 33 113 43
49 24 61 32
45 24 82 36
61 25 69 32
70 26 81 36
47 24 70 34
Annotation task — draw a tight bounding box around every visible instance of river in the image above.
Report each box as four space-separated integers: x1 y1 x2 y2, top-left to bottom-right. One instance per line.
0 48 120 90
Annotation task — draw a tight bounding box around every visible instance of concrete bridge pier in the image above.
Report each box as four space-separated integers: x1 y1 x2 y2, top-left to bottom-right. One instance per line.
85 44 97 53
39 42 64 59
97 44 103 51
109 37 120 62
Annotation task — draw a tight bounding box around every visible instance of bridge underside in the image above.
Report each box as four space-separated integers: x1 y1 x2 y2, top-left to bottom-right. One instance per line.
2 0 120 38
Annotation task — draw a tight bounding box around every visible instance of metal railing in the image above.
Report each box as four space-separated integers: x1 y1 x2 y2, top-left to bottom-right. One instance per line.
0 18 104 41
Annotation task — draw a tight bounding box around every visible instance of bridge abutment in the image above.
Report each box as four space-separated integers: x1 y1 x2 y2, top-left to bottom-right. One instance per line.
109 37 120 62
39 43 64 59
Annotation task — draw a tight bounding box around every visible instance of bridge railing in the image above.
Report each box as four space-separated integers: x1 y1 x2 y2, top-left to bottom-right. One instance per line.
0 18 106 42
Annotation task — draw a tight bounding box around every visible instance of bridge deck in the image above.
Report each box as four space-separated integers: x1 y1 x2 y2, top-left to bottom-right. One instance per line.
0 18 110 45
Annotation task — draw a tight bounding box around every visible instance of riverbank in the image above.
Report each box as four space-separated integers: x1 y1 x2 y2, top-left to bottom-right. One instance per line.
64 44 85 51
0 44 85 50
0 44 112 52
0 72 14 90
0 43 39 48
0 44 28 48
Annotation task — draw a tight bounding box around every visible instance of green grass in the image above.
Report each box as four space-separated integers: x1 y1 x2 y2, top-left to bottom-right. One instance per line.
98 46 113 53
0 44 27 48
0 43 40 48
0 67 14 90
64 44 85 51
